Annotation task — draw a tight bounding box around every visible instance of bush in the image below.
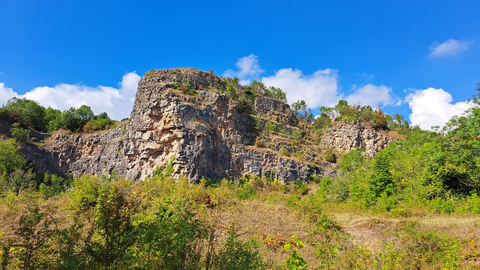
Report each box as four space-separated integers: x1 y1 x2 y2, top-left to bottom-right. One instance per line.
338 148 365 172
83 115 114 132
264 122 277 132
292 129 304 139
324 148 336 163
0 139 34 193
281 146 290 156
376 221 462 269
10 123 30 144
213 225 267 270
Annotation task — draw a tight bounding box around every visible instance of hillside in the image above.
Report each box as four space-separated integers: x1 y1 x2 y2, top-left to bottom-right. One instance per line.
1 68 396 182
1 69 479 269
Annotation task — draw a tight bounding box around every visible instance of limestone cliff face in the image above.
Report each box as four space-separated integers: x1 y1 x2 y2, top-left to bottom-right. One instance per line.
41 68 334 183
8 68 397 183
320 121 398 157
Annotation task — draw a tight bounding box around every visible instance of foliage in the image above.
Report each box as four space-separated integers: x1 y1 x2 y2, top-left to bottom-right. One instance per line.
179 81 197 96
312 111 331 134
248 80 287 102
9 206 58 270
44 107 62 132
338 148 365 172
313 100 400 131
83 112 114 132
1 173 269 269
39 173 72 199
283 235 307 270
372 107 387 128
375 221 462 269
0 139 26 176
212 225 267 270
368 150 394 198
292 100 313 123
10 123 30 144
324 147 336 163
281 145 290 156
309 215 348 269
1 97 115 133
0 139 36 194
264 121 277 132
0 97 46 131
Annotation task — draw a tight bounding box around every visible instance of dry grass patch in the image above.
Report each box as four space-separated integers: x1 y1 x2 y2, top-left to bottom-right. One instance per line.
217 199 320 267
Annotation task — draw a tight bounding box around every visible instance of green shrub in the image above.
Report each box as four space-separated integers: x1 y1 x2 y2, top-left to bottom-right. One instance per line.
10 123 30 144
338 148 365 172
281 146 290 156
213 225 267 270
376 221 462 269
264 122 277 132
0 139 34 193
235 184 256 200
292 129 304 139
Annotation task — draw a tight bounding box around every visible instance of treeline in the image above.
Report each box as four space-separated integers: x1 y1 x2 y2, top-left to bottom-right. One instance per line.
0 97 117 133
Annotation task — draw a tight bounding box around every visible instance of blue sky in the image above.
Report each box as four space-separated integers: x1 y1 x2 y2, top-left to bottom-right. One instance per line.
1 0 479 129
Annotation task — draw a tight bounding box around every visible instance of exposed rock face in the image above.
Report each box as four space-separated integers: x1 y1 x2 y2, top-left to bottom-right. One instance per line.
37 68 336 183
3 68 397 183
320 121 397 157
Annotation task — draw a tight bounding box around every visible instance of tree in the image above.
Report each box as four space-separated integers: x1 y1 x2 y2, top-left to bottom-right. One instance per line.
0 139 27 176
44 107 61 132
368 150 393 197
372 108 387 129
434 107 480 193
0 139 35 193
292 100 313 123
0 98 46 131
60 108 83 132
75 105 94 123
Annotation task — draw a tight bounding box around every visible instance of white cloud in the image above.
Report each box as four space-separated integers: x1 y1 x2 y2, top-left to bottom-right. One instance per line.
0 83 17 105
428 39 472 58
262 68 340 108
405 88 474 130
0 72 141 120
346 84 395 107
223 54 264 83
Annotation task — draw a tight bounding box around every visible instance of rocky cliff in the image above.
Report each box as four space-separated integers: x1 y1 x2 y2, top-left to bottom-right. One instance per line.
4 68 399 183
320 121 399 157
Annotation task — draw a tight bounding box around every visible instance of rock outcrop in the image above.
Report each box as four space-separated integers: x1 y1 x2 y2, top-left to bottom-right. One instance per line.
320 121 398 157
3 68 399 183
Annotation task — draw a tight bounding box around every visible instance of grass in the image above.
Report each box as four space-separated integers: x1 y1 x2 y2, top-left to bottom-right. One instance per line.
3 174 480 269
